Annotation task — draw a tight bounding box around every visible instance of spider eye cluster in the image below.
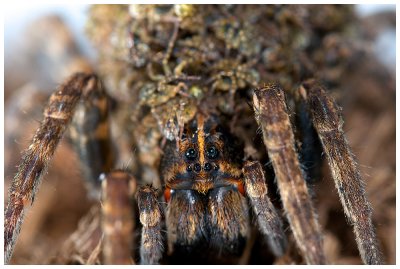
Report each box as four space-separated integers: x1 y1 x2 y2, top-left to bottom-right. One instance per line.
185 148 197 160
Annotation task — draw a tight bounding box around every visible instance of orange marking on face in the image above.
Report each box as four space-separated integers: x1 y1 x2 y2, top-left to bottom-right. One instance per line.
224 179 246 196
164 187 171 203
236 181 245 196
197 114 206 165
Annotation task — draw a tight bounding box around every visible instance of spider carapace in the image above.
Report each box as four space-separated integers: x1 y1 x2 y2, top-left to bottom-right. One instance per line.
160 114 249 263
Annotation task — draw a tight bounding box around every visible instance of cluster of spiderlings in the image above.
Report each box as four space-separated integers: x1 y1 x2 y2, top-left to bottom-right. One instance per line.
86 4 360 144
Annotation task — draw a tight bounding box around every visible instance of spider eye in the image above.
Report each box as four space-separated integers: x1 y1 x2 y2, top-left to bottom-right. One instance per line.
206 146 219 159
185 148 197 160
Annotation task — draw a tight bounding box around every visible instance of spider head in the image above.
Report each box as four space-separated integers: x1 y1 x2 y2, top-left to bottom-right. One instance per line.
164 114 243 195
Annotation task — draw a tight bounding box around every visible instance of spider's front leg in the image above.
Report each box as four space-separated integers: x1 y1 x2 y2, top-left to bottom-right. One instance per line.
243 160 287 257
298 80 383 264
137 185 164 264
252 84 326 264
4 73 114 264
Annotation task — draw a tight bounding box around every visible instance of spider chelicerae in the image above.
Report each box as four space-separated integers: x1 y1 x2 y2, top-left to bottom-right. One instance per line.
4 4 385 265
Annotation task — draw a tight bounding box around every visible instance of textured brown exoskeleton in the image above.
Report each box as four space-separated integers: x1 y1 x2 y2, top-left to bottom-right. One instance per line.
5 4 388 265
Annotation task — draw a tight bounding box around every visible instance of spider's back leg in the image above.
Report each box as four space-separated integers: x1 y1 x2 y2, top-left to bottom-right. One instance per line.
4 73 113 264
252 84 326 264
298 80 383 265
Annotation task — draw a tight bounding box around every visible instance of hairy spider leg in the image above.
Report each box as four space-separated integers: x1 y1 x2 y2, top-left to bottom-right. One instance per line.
69 74 115 194
4 73 114 264
101 170 136 264
137 185 164 265
253 84 326 264
243 160 287 257
299 80 384 265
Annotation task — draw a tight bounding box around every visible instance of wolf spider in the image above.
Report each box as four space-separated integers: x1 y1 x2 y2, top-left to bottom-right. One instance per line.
4 73 383 264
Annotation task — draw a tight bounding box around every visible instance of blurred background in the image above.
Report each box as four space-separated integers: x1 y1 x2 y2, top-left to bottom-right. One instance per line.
3 4 396 264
